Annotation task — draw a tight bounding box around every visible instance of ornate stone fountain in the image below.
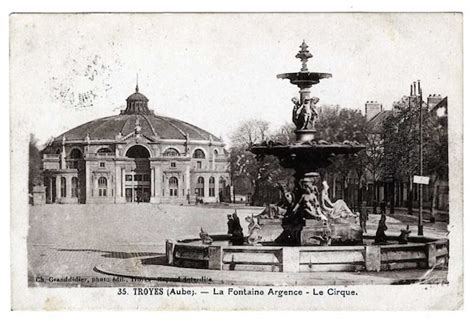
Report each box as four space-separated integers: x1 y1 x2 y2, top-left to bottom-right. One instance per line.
250 41 365 246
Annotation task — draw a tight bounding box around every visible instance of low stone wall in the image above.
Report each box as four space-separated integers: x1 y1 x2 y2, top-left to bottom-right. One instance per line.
298 246 365 272
165 235 449 273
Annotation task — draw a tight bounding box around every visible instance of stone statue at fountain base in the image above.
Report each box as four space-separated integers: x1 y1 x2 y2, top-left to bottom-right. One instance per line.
227 213 245 246
270 173 363 246
300 219 332 246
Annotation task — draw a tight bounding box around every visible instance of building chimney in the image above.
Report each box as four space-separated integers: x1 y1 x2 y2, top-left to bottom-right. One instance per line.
365 101 383 120
427 94 443 110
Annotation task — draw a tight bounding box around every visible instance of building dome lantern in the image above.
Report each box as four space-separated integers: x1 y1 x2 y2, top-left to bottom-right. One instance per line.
122 84 151 115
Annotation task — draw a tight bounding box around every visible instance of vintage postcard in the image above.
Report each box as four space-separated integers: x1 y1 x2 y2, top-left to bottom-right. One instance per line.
10 13 463 310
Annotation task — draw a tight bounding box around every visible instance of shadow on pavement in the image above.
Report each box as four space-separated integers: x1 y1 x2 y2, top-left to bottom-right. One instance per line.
141 255 168 265
56 248 161 259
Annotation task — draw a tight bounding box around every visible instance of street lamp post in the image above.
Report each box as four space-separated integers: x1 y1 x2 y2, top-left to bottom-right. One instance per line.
417 80 424 236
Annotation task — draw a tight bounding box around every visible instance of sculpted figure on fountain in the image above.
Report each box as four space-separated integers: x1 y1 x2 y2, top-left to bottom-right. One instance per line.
293 173 327 222
292 97 320 130
256 184 294 219
319 180 358 220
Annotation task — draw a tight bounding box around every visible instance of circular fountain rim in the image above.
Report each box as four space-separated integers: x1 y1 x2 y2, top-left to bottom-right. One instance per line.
166 234 449 273
174 233 445 246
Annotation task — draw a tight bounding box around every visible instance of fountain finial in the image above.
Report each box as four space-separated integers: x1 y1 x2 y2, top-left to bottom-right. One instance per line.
295 40 313 72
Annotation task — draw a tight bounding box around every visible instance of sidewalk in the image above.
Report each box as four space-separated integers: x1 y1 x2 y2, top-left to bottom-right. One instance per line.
366 212 448 238
393 207 448 219
387 209 449 225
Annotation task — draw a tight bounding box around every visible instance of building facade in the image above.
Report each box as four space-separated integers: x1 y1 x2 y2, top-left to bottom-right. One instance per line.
321 95 449 215
41 86 231 204
362 95 449 213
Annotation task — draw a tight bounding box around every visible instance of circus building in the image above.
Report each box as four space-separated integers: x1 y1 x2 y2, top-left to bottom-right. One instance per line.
41 85 231 204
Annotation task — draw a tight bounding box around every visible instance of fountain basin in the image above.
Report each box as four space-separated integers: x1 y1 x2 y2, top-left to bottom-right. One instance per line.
277 71 332 87
250 142 365 170
250 143 365 156
165 236 448 273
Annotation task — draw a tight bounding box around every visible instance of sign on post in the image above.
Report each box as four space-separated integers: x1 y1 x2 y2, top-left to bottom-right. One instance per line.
413 175 430 185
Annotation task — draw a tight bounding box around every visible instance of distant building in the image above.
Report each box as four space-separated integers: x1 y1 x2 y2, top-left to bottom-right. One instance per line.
41 85 231 204
427 94 444 110
365 101 383 120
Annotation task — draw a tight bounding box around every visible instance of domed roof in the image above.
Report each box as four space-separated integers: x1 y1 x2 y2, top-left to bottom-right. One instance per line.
54 86 221 143
55 114 220 142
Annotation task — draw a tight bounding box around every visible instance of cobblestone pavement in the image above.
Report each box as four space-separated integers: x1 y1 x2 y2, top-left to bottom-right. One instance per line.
27 204 449 287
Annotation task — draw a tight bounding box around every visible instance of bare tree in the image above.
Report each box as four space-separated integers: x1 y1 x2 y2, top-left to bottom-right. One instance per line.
230 119 270 148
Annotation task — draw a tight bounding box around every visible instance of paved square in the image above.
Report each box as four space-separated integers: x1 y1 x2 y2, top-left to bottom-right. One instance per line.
28 204 448 287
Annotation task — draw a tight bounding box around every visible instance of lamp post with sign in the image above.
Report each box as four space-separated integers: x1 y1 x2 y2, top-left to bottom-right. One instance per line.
416 80 424 236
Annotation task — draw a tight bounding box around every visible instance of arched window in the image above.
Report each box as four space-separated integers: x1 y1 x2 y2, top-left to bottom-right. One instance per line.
126 145 150 158
60 177 67 197
163 148 180 157
193 149 205 159
196 176 205 197
71 177 79 198
69 148 83 159
97 147 112 156
211 149 219 170
98 177 107 197
169 177 178 197
209 177 215 197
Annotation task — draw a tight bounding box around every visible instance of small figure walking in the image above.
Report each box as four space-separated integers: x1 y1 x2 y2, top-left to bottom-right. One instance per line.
226 214 234 235
359 201 368 233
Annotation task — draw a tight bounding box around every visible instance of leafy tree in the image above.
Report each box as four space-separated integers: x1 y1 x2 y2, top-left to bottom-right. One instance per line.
381 95 447 216
363 132 385 212
29 134 43 193
421 102 448 215
381 96 424 214
314 106 370 207
314 105 367 143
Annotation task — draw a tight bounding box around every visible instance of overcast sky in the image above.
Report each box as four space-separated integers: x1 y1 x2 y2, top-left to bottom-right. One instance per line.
11 13 462 145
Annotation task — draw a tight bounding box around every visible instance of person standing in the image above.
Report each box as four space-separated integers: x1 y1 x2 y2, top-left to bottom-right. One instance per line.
359 201 368 233
227 214 234 235
380 200 386 215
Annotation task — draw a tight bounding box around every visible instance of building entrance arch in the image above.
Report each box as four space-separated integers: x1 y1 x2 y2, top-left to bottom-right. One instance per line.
125 144 151 203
